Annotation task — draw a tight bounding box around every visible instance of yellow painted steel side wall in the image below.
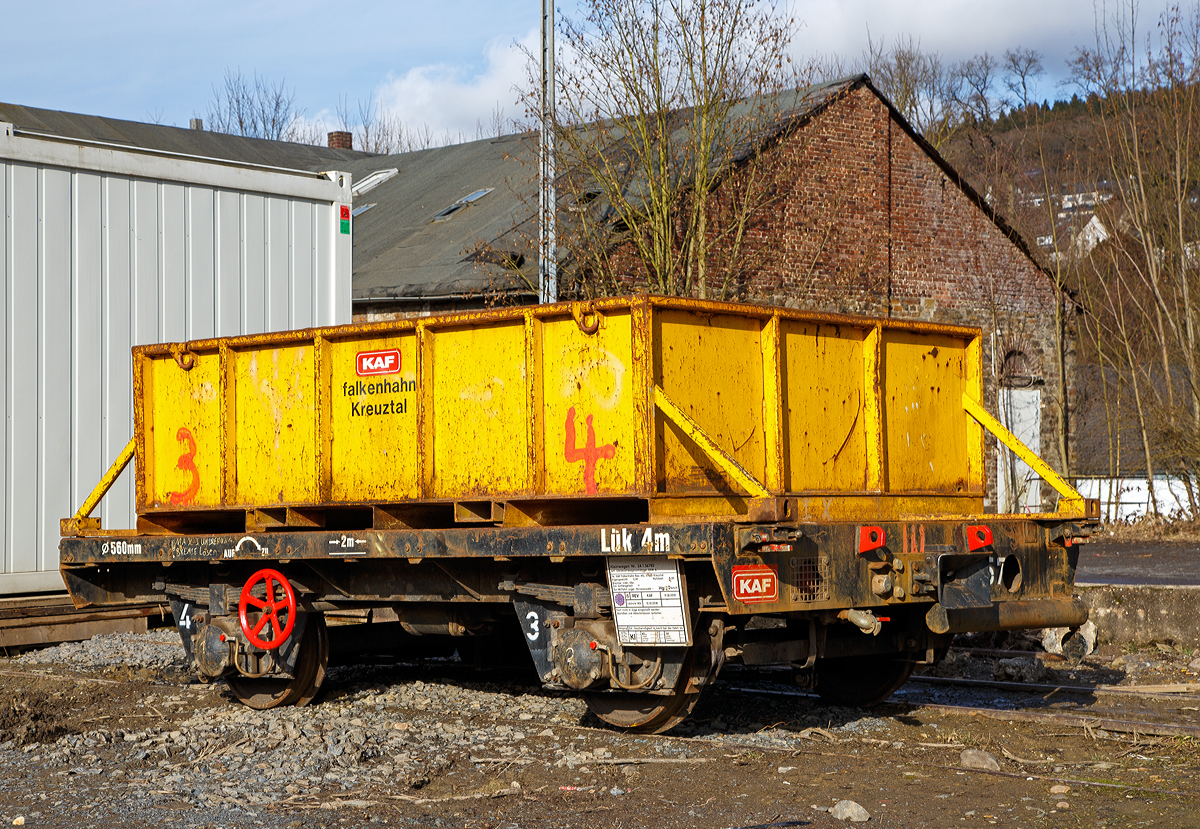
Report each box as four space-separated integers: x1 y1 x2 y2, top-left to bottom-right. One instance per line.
142 354 223 509
328 335 420 502
233 346 318 505
781 321 868 491
542 312 637 496
881 331 969 493
132 298 987 512
655 310 766 494
430 322 530 498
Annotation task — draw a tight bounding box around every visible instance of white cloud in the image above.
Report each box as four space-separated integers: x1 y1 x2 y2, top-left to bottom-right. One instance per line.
789 0 1175 94
279 0 1184 149
374 29 539 141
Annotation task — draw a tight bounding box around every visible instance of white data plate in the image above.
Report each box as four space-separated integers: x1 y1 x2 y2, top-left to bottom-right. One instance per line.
606 556 691 646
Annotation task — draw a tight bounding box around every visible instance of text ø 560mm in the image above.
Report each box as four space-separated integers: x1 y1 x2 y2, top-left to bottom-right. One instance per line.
238 568 297 650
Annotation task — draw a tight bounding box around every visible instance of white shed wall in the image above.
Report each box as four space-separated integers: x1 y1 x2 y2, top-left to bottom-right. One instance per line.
1075 475 1196 522
0 125 352 593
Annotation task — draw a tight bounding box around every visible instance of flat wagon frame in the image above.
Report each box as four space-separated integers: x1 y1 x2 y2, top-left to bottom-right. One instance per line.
60 296 1097 731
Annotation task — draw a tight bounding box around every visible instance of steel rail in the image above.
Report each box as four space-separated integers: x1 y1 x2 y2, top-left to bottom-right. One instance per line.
723 683 1200 738
918 702 1200 738
907 674 1200 701
934 764 1199 798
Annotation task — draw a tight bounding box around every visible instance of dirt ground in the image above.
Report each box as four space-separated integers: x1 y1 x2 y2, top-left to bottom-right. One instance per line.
1 632 1197 829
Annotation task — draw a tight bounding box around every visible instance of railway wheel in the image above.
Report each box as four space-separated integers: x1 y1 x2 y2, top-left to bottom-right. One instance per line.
228 614 329 710
814 654 913 708
584 645 707 734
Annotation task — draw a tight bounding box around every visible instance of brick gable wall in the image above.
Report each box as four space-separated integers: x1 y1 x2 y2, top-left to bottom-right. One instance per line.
356 84 1072 510
753 86 1068 511
609 85 1069 510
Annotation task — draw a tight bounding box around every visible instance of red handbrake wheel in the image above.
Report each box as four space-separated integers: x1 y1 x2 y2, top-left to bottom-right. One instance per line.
238 568 296 650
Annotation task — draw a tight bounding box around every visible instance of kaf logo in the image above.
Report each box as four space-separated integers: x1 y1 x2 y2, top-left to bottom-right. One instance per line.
731 564 779 603
356 349 401 377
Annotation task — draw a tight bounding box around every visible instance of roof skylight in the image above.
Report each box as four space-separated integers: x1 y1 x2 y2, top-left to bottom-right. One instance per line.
352 168 398 198
431 188 494 223
460 188 492 204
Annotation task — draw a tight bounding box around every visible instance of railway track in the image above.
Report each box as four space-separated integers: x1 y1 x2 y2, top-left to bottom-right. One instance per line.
28 622 1188 750
717 668 1200 735
0 594 169 651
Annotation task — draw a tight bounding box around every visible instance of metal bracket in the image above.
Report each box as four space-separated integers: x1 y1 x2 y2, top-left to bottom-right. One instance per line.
499 579 612 610
798 619 818 670
929 551 993 609
512 598 569 684
962 392 1097 518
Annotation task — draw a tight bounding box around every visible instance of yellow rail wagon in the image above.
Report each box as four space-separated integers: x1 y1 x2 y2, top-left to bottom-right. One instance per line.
60 296 1097 731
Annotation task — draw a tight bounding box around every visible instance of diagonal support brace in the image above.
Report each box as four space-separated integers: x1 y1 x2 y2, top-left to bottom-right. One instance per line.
962 392 1092 517
654 386 771 499
61 436 136 536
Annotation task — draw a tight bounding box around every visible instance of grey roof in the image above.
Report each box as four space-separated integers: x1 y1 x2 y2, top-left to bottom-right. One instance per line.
339 135 540 302
0 102 374 171
338 77 855 303
0 76 1046 304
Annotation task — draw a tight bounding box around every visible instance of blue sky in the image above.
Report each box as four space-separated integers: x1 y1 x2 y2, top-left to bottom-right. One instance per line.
3 1 1178 141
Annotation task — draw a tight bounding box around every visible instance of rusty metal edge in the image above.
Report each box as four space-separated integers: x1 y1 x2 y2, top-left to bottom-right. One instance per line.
129 295 984 358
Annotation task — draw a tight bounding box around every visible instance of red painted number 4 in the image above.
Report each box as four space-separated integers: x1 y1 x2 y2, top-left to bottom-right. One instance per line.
564 407 614 495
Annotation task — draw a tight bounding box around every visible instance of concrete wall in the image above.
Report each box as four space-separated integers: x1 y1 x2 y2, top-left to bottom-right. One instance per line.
1079 584 1200 646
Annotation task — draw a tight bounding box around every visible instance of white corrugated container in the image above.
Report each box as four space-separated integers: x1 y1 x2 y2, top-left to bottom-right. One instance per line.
0 123 353 593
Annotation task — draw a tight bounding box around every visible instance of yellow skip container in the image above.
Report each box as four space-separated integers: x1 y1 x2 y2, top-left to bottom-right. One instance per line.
127 295 1073 523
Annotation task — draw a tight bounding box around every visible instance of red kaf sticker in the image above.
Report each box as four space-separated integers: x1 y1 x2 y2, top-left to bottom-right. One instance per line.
356 349 401 377
731 564 779 604
340 205 351 221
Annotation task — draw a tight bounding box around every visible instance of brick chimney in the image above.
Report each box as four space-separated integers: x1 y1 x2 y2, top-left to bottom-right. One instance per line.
327 131 353 150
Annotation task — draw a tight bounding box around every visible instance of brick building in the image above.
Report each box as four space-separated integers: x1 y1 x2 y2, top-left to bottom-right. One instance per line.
734 77 1070 513
571 77 1068 511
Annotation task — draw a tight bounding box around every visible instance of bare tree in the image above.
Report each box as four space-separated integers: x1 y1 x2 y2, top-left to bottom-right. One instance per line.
807 52 853 83
957 52 1000 123
203 71 488 153
204 69 304 142
354 98 407 154
337 96 482 154
1002 47 1045 112
1067 1 1200 515
475 103 509 141
1002 45 1077 487
524 0 800 299
862 33 963 147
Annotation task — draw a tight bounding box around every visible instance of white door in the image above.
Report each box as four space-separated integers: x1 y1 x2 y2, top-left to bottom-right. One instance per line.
997 388 1042 513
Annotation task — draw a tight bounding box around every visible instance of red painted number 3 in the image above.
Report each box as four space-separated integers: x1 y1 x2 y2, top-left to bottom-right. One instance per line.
169 427 200 505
